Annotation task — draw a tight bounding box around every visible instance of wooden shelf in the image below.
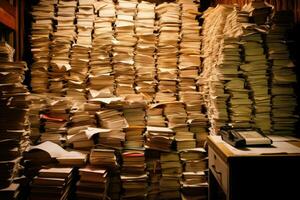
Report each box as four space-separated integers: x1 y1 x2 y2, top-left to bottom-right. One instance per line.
0 0 16 30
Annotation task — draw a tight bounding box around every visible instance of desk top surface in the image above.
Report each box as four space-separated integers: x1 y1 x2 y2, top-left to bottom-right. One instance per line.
207 135 300 162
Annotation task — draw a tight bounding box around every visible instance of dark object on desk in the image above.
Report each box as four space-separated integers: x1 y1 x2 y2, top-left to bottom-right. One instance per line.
220 127 272 148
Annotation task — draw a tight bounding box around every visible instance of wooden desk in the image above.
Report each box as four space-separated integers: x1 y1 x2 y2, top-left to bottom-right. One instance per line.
207 135 300 200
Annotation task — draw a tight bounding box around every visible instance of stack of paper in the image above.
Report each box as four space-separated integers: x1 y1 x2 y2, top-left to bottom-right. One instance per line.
89 0 115 99
198 5 233 134
145 150 160 200
30 0 54 93
50 0 77 96
29 167 74 200
178 0 201 91
180 148 208 199
27 94 47 143
76 167 108 200
145 126 175 152
0 42 14 62
164 102 189 135
267 11 298 135
135 1 156 101
96 109 128 130
155 3 180 101
0 59 30 197
89 148 118 169
160 152 182 199
120 149 147 199
40 98 71 145
113 0 138 97
179 91 209 147
108 171 122 200
242 0 273 25
67 3 94 100
146 105 167 127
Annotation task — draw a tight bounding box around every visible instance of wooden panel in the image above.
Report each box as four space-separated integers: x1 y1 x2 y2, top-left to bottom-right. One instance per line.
0 0 16 30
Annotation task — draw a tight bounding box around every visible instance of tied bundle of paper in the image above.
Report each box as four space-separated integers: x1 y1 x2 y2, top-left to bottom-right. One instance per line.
67 3 94 101
95 109 127 148
180 148 208 200
197 5 233 134
145 126 175 152
159 152 182 200
178 0 201 91
39 98 71 146
30 0 55 93
266 11 298 135
29 167 75 200
27 94 48 143
89 148 118 169
179 91 209 147
120 150 147 199
76 167 108 200
50 0 77 96
89 0 115 99
155 3 180 102
113 0 138 97
220 9 253 130
134 1 157 101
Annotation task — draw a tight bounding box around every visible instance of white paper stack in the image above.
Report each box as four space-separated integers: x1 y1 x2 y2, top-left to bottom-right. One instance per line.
113 0 138 97
89 0 116 99
178 0 201 92
50 0 77 96
267 11 298 135
198 5 233 134
155 3 180 103
67 3 94 101
135 1 157 101
30 0 55 93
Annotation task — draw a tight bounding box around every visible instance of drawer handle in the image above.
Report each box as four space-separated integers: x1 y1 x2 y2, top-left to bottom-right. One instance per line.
211 164 222 182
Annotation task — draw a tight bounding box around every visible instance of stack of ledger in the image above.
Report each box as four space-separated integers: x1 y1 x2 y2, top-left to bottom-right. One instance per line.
267 11 298 135
155 3 180 102
29 167 74 200
50 0 77 96
120 149 147 199
76 167 108 200
30 0 54 93
134 1 157 101
160 152 182 200
89 0 115 99
180 148 208 200
113 0 138 96
67 2 94 100
0 49 30 199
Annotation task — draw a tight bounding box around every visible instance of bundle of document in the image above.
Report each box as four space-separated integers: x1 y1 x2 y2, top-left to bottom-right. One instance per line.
30 0 55 93
135 1 157 101
50 0 77 96
113 0 138 97
89 0 115 99
145 126 175 152
155 2 180 101
267 11 298 135
89 148 118 169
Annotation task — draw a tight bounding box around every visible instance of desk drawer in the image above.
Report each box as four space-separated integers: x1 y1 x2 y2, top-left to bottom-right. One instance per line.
209 147 229 193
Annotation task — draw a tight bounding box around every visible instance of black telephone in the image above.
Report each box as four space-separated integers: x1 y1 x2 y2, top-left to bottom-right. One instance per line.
220 126 272 148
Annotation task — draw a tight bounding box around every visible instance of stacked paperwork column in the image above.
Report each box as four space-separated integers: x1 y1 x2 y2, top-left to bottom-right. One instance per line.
68 2 94 101
30 0 55 93
89 0 116 99
50 0 77 96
